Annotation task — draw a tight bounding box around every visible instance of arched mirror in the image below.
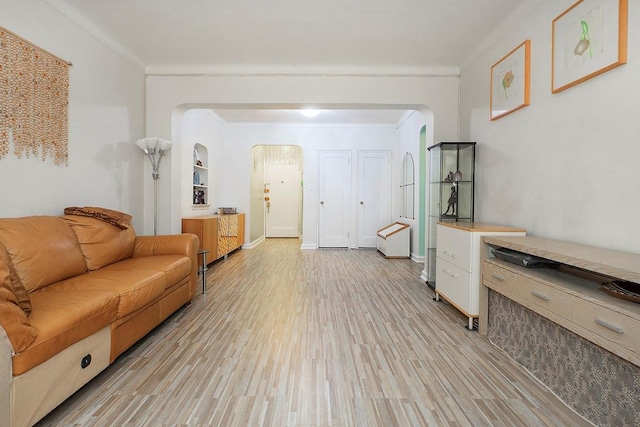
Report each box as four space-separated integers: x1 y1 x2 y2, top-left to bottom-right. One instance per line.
400 152 415 219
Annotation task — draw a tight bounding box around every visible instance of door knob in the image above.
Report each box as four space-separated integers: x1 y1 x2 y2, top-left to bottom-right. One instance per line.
320 201 324 206
360 201 364 205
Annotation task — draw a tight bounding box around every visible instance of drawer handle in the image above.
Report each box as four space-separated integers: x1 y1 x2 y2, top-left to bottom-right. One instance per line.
491 273 505 282
595 318 624 334
531 290 550 301
442 269 457 279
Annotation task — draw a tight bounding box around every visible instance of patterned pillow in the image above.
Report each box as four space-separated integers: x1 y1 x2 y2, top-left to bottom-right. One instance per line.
63 206 132 230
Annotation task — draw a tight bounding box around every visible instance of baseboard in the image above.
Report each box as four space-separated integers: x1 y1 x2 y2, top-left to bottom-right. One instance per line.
300 243 317 250
411 253 425 264
420 269 428 282
243 235 265 249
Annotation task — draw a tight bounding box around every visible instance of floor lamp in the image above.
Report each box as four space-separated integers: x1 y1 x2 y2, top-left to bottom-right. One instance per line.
135 137 173 235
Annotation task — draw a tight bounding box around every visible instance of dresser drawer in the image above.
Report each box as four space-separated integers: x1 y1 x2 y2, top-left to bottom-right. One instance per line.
437 225 472 272
436 257 474 315
573 299 640 354
519 278 573 321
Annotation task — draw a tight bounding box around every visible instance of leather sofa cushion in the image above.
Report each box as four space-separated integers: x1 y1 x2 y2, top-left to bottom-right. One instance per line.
12 287 118 376
0 263 37 354
63 215 136 271
0 243 30 314
47 267 166 318
0 217 87 293
106 255 192 290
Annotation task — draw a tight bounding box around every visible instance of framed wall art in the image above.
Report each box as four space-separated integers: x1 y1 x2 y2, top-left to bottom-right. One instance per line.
552 0 627 94
490 40 531 121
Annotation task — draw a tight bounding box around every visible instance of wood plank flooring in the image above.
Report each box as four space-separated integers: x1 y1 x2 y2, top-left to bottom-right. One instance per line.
37 239 591 426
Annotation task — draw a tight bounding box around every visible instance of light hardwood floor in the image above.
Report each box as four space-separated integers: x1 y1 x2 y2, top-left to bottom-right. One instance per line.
37 239 591 426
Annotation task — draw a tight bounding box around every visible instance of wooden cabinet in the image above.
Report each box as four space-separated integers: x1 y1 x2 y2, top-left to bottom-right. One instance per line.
434 222 525 329
182 214 245 265
480 235 640 367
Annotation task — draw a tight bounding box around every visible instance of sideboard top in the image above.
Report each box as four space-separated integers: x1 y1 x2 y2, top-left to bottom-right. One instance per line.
438 222 526 233
483 235 640 284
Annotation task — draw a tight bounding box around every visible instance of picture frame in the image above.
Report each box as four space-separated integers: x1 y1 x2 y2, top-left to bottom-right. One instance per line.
552 0 627 94
490 40 531 121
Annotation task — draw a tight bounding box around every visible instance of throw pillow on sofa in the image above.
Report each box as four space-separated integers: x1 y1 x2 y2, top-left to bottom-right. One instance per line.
63 215 136 271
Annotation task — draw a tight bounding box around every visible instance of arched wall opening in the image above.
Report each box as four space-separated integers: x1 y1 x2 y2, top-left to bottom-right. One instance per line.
169 103 434 257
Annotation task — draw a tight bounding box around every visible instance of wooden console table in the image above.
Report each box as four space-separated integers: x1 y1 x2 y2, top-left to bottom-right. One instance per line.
480 235 640 366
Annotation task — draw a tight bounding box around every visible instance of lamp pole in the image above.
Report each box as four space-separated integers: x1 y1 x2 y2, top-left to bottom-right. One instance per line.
135 137 173 235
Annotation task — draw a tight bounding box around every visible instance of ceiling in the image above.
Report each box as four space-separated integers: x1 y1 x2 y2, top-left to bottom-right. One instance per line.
46 0 527 125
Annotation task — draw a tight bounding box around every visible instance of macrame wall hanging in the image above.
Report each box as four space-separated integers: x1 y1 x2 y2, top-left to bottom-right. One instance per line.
0 26 71 166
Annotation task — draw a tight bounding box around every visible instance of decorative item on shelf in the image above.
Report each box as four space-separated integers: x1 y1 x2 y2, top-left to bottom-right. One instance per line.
135 137 173 235
444 171 454 182
193 190 206 205
218 207 237 215
443 186 457 216
453 169 463 182
196 160 202 167
193 171 200 185
600 280 640 304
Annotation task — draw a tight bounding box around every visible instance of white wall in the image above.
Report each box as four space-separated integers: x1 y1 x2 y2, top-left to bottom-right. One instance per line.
145 73 461 236
461 0 640 253
0 0 146 229
396 111 429 260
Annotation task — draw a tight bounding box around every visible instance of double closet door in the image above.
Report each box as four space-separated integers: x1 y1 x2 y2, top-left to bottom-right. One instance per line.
318 150 390 248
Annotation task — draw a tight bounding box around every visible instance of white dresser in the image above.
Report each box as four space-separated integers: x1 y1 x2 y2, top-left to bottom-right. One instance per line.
434 222 525 329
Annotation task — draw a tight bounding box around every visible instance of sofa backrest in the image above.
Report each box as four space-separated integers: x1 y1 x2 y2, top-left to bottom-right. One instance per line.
63 215 136 270
0 216 87 293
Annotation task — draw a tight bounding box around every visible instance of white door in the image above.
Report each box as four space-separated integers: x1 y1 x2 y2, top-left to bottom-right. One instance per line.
265 163 300 237
318 151 351 248
357 150 391 247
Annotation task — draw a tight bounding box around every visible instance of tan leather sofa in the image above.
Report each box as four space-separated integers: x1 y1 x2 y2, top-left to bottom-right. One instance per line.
0 212 199 426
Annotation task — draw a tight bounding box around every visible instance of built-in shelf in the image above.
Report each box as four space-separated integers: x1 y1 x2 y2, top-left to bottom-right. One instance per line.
193 143 208 206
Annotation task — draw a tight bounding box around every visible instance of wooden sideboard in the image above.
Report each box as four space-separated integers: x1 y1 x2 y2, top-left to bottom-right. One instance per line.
182 214 245 266
480 235 640 367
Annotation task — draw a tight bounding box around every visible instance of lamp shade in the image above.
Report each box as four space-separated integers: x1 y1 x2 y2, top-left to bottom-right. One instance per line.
158 138 173 151
135 137 172 152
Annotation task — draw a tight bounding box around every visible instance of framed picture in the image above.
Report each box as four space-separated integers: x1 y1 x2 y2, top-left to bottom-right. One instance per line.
490 40 531 121
552 0 627 94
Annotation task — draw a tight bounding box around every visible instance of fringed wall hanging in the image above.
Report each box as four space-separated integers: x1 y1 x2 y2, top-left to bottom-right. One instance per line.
0 26 71 166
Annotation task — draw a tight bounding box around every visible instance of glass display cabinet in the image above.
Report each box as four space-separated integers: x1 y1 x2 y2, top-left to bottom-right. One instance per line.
426 142 476 288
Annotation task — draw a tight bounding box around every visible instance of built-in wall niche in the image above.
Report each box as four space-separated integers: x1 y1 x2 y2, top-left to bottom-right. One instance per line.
192 143 209 208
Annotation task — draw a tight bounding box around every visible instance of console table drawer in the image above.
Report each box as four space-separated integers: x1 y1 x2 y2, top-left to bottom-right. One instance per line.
519 279 573 321
483 262 520 296
573 299 640 354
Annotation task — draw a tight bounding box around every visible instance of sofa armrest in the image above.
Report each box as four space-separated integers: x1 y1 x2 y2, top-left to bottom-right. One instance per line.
133 234 200 299
0 326 12 426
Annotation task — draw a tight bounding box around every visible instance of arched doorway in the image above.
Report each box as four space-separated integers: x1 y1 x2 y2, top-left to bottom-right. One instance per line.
250 145 303 243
